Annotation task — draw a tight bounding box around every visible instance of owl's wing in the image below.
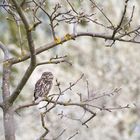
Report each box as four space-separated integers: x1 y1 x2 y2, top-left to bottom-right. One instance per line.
34 79 45 100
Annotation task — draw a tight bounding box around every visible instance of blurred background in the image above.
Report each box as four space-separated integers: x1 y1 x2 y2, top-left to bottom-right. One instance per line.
0 0 140 139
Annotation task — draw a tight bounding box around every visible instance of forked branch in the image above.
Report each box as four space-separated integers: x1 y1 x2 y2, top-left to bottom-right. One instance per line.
9 0 36 104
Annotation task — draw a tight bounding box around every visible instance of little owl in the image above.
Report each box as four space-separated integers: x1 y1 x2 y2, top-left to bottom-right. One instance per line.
34 72 53 102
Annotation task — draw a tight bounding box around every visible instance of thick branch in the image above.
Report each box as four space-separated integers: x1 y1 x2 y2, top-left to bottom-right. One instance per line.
2 63 11 101
9 66 35 104
9 0 36 104
0 43 15 140
10 30 140 65
0 42 11 102
10 0 36 64
36 59 72 67
15 99 129 113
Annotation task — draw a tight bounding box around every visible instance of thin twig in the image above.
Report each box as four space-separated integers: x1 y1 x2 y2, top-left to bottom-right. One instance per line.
83 88 121 102
90 0 114 28
53 129 66 140
112 0 130 38
33 0 50 18
39 114 49 139
86 79 90 100
82 114 96 126
66 0 78 14
67 131 79 140
61 74 84 94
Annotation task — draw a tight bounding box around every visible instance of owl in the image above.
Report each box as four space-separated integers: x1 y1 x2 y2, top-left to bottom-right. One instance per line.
34 72 53 102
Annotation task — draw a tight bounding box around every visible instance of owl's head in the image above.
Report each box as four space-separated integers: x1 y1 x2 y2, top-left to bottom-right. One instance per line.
41 72 53 81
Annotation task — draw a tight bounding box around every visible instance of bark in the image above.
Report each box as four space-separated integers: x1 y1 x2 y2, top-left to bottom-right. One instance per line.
2 59 15 140
3 107 15 140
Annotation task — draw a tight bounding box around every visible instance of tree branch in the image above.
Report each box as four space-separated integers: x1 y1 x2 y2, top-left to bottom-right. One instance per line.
0 42 11 102
15 102 37 111
10 30 140 65
15 99 129 113
9 0 36 104
0 103 3 109
53 129 66 140
36 59 72 67
112 0 129 38
90 0 114 28
39 114 49 139
67 130 79 140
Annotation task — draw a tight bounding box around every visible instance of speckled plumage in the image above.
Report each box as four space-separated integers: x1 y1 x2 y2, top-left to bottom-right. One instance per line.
34 72 53 101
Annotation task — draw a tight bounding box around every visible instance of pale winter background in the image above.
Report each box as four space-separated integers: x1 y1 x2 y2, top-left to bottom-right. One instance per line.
0 0 140 140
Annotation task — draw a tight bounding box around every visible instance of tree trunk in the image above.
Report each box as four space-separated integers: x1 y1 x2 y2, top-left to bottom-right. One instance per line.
3 107 15 140
2 61 15 140
1 41 16 140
